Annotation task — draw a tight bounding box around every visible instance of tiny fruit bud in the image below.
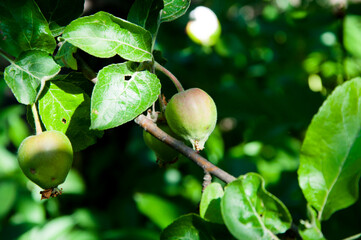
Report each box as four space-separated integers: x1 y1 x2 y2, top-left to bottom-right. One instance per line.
165 88 217 151
17 130 73 195
143 124 180 166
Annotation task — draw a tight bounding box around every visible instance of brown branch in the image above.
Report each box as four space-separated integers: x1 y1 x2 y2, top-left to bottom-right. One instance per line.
135 114 236 184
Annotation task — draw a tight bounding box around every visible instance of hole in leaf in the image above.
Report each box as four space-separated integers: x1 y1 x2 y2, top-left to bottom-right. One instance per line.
124 75 131 81
30 168 36 174
62 118 67 124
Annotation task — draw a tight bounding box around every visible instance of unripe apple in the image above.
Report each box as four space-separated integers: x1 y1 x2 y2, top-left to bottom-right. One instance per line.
17 130 73 190
143 124 180 166
165 88 217 151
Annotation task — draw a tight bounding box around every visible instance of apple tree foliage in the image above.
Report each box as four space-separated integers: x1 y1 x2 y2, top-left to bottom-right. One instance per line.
1 0 361 239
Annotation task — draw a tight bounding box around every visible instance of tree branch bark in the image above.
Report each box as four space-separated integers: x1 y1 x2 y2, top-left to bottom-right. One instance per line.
135 114 236 184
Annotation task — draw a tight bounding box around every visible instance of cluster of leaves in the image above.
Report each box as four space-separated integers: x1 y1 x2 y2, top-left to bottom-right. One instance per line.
2 0 361 239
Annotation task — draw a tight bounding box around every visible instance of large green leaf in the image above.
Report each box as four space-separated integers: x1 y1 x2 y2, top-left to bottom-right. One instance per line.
0 0 56 58
35 0 84 27
221 173 292 240
161 0 191 22
128 0 164 36
298 77 361 221
90 62 161 130
4 50 61 105
344 15 361 59
38 80 102 152
63 11 152 62
199 182 224 224
134 193 182 229
161 213 235 240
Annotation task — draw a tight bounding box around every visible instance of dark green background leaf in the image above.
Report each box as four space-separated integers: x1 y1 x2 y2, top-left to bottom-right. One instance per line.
63 11 152 61
38 80 102 152
161 0 190 22
128 0 164 36
298 77 361 220
0 0 56 58
161 213 235 240
91 62 161 130
4 50 60 105
35 0 84 27
221 173 292 239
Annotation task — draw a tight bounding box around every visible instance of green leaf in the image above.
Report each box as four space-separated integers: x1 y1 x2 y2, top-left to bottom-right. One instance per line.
221 173 292 240
38 80 102 152
4 50 61 105
90 62 161 130
35 0 84 26
298 77 361 221
199 182 224 224
0 0 56 58
161 213 235 240
299 205 325 240
63 11 153 61
344 15 361 59
128 0 164 36
0 181 17 220
134 193 182 229
55 41 78 70
161 0 191 22
205 126 224 165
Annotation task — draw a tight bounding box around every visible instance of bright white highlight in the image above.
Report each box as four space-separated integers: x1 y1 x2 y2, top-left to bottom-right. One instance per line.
188 6 219 44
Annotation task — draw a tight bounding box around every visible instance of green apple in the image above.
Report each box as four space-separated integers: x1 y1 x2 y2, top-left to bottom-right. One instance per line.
18 130 73 190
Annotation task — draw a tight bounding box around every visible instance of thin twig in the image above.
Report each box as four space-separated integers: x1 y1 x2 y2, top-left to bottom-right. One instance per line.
154 62 184 92
0 49 15 62
75 54 98 84
202 170 212 192
135 114 236 184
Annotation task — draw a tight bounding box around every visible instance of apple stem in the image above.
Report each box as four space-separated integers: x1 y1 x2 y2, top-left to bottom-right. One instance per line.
31 103 43 135
154 62 184 92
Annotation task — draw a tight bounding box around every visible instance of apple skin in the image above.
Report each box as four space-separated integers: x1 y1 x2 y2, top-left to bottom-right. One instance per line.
165 88 217 151
143 124 180 165
18 130 73 189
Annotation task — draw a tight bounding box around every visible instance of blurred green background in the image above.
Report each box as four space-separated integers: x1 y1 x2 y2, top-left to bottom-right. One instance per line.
1 0 361 239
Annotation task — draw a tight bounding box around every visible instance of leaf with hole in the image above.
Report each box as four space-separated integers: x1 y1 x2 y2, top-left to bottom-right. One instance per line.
38 80 102 152
63 11 152 61
298 77 361 220
161 0 191 22
221 173 292 240
90 62 161 130
4 50 61 105
0 0 56 58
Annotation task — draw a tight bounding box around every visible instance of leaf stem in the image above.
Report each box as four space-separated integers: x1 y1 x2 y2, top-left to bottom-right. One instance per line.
31 103 43 135
135 114 236 183
75 54 98 84
154 62 184 92
0 49 15 63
